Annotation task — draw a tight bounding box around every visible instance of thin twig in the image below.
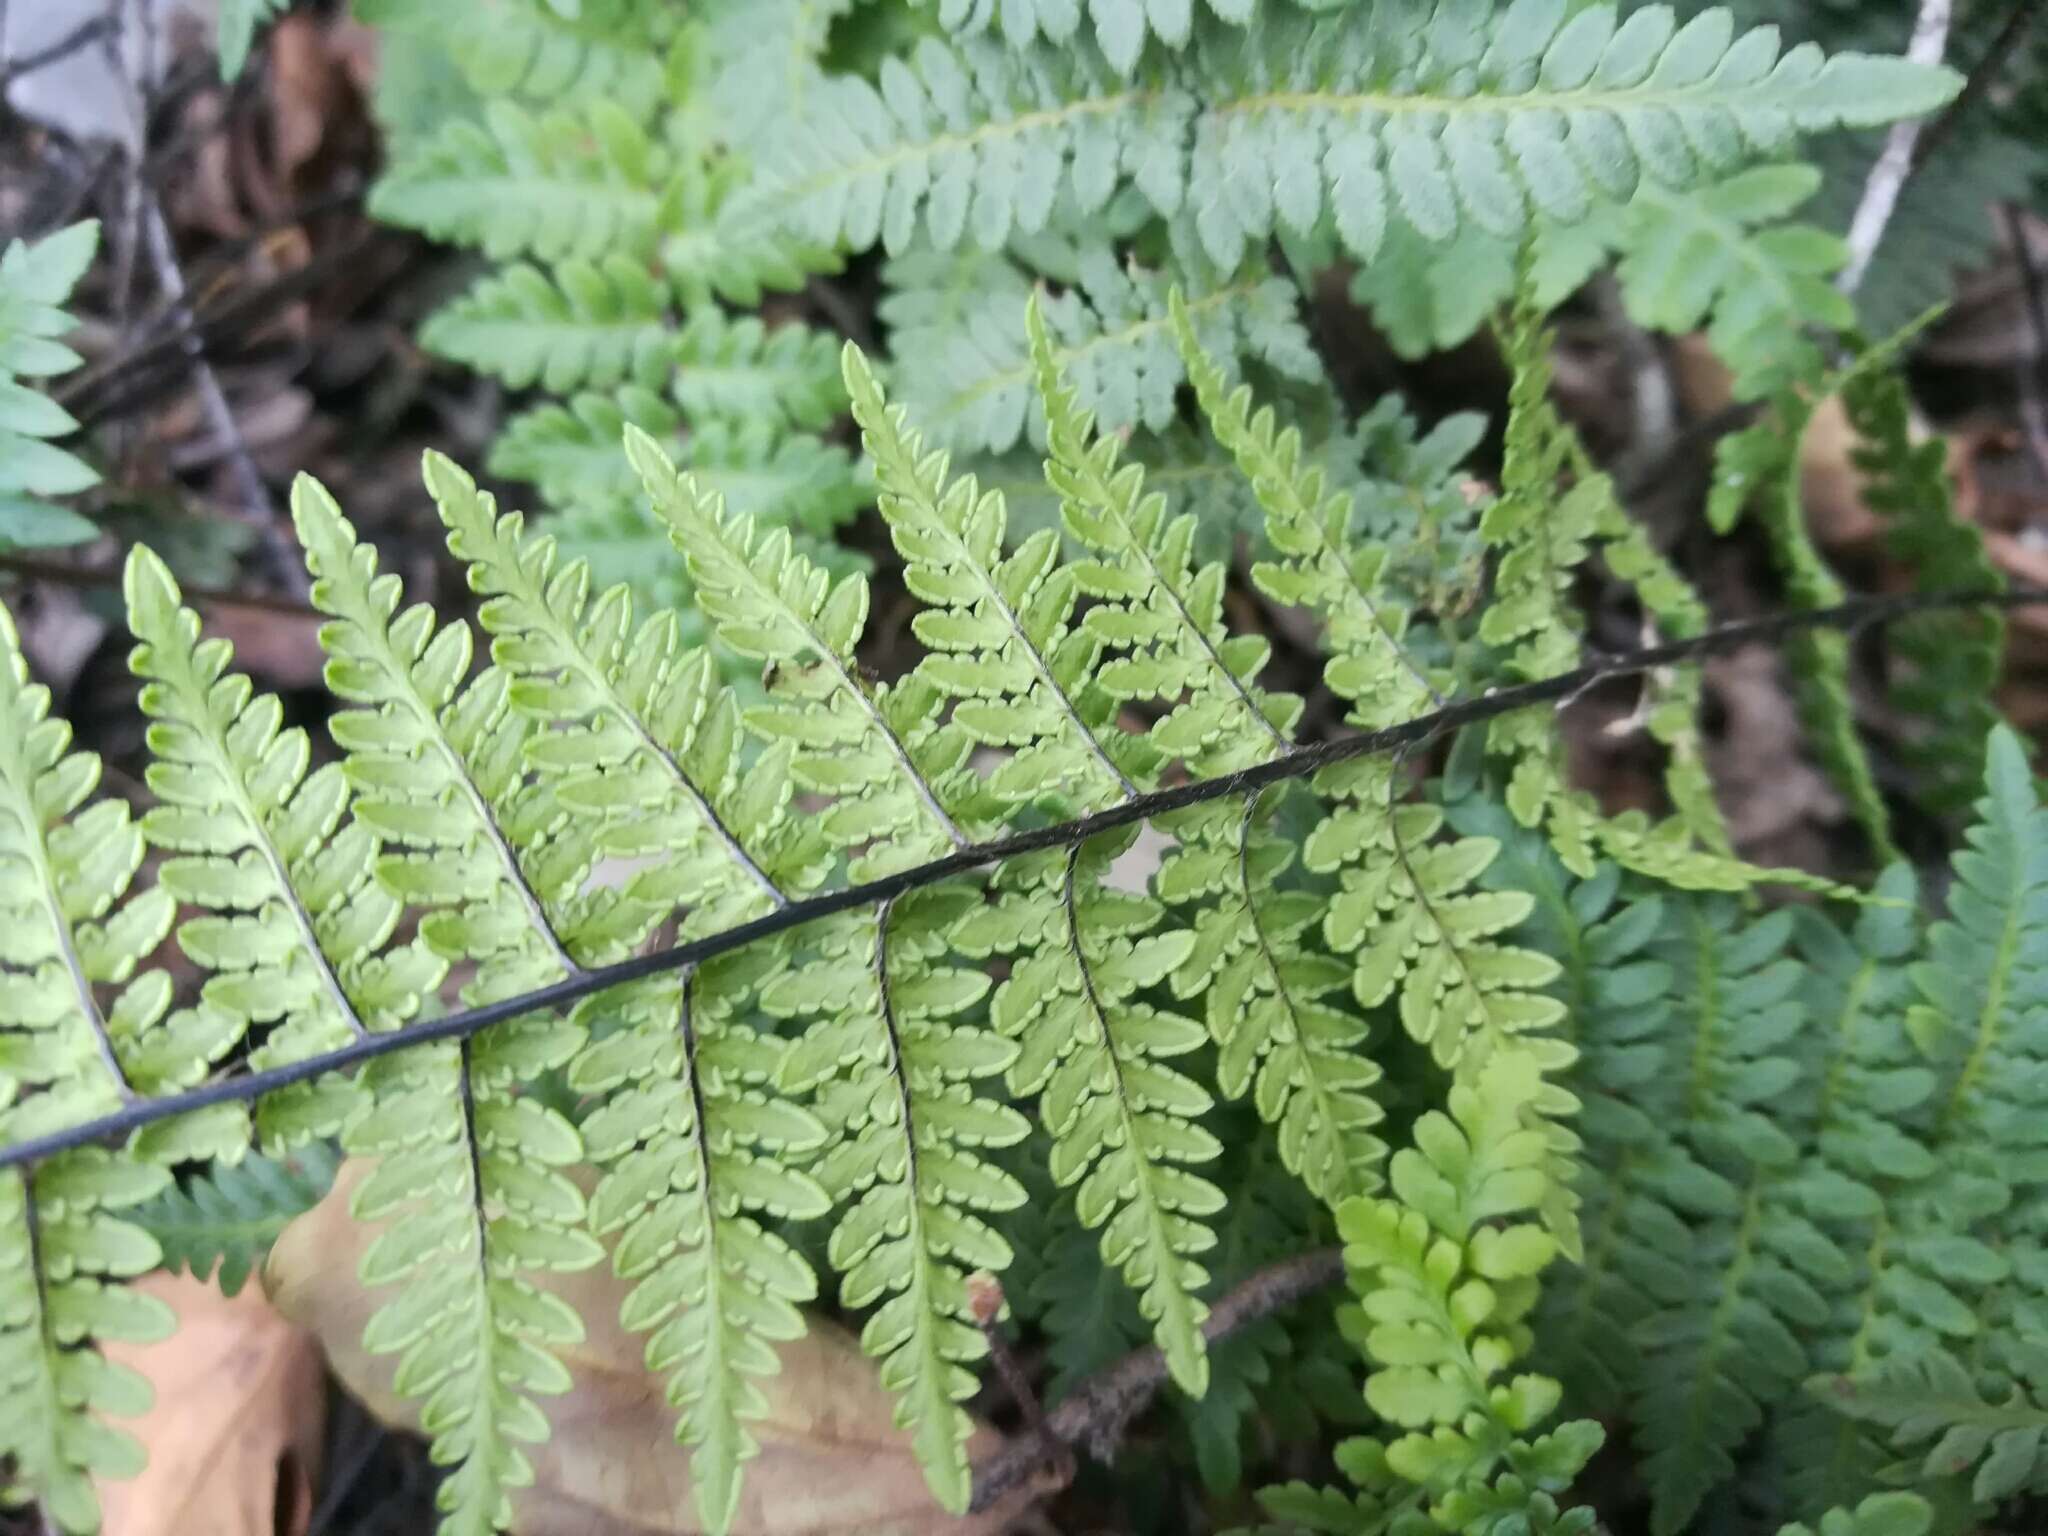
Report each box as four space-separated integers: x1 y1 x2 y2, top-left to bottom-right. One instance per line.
1911 0 2038 173
967 1248 1347 1513
0 12 117 91
2001 201 2048 482
2 584 2044 1176
138 195 309 598
1837 0 1956 297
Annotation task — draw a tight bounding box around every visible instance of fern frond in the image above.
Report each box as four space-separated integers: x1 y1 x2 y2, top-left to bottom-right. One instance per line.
879 239 1316 455
1816 1344 2048 1509
0 599 181 1534
1330 1050 1604 1531
420 257 674 394
1841 364 2006 818
370 98 669 263
291 475 611 1536
1862 727 2048 1364
130 1140 339 1297
1630 898 1839 1535
747 10 1959 268
124 546 441 1149
0 222 101 553
673 313 846 433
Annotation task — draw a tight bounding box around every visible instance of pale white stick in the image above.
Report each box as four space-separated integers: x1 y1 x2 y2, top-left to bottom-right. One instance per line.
1837 0 1955 297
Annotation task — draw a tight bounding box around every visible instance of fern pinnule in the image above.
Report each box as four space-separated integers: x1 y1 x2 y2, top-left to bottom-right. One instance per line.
672 312 846 433
768 893 1030 1513
292 474 613 1536
130 1139 340 1298
425 451 809 933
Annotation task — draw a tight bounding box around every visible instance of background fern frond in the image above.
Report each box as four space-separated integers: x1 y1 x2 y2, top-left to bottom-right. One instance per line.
0 221 101 554
131 1141 340 1297
420 257 676 395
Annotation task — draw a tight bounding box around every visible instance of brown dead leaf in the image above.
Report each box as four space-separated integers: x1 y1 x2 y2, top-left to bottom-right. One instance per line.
93 1272 326 1536
265 1160 1035 1536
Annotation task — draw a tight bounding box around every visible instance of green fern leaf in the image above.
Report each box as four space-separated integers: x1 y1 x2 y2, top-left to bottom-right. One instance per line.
769 895 1029 1512
370 98 669 264
0 598 184 1535
1333 1050 1604 1530
291 475 613 1536
1816 1345 2048 1508
130 1140 340 1297
748 9 1959 268
420 257 675 394
879 237 1317 455
0 222 102 553
124 545 441 1149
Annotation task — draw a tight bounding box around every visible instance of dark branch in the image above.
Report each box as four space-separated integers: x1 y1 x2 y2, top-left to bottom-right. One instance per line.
0 14 117 91
2 585 2044 1173
967 1247 1347 1512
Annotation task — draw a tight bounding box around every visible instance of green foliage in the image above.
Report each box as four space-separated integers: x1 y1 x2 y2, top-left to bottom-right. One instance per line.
0 5 2032 1530
1817 1344 2048 1509
130 1142 340 1296
0 222 101 553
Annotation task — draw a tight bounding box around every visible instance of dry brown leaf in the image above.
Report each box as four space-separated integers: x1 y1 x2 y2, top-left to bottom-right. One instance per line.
93 1272 326 1536
265 1160 1035 1536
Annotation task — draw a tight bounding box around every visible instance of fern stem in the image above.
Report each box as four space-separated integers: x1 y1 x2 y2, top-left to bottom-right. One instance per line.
5 586 2042 1173
11 1172 64 1531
